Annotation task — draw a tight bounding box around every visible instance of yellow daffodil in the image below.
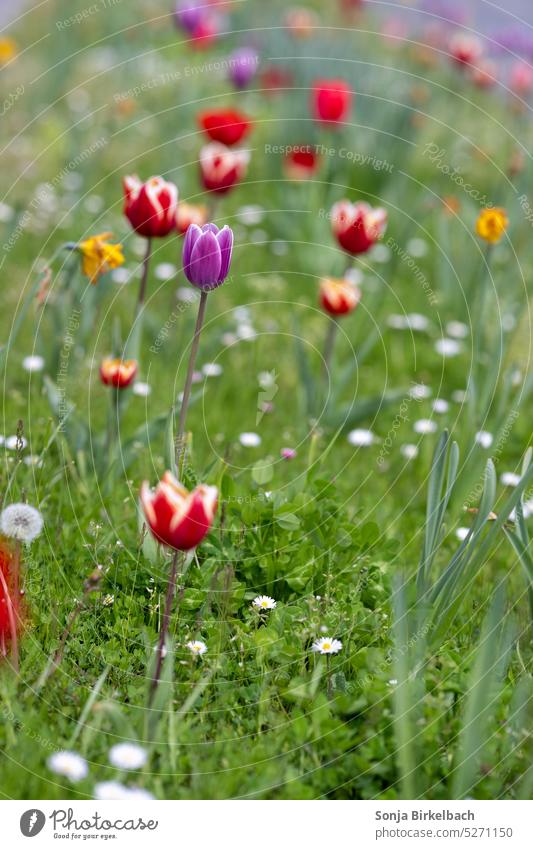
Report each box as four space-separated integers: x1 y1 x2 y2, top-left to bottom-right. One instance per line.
475 207 508 244
0 38 17 65
78 232 124 284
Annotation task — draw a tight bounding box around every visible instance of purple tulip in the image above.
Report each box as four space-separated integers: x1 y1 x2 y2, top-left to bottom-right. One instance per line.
174 0 204 34
183 223 234 290
228 47 259 89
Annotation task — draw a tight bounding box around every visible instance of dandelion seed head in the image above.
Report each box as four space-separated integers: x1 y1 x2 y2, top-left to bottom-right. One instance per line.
0 503 43 543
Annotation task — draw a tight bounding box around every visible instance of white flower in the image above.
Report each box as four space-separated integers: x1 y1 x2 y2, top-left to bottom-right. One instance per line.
253 595 276 610
414 419 437 434
109 743 148 771
271 240 288 256
400 443 418 460
176 286 198 303
133 381 151 397
406 238 428 257
112 268 131 285
236 204 265 225
409 383 432 400
239 432 261 447
5 435 27 450
94 781 134 800
102 594 115 606
455 527 470 541
371 244 391 263
347 428 375 446
0 503 43 543
237 323 256 340
435 338 461 357
0 202 14 222
22 355 45 373
446 320 469 339
48 751 88 782
432 399 449 414
202 362 223 377
388 678 398 685
451 389 468 403
501 472 520 487
126 787 155 800
475 430 493 449
407 313 429 331
154 262 177 281
312 637 342 655
387 314 409 330
187 640 207 656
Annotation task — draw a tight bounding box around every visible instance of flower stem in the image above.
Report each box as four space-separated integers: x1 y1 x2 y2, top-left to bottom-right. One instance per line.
137 237 152 311
149 550 182 705
326 654 333 699
323 319 339 384
176 290 208 466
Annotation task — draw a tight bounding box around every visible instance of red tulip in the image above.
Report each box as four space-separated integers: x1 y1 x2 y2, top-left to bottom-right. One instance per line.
100 357 138 388
199 142 249 194
0 543 18 654
510 61 533 96
198 109 251 146
284 147 320 180
312 79 352 125
176 202 208 235
470 59 498 89
331 200 387 255
140 472 218 550
123 176 178 238
260 65 294 95
449 32 483 67
320 277 360 316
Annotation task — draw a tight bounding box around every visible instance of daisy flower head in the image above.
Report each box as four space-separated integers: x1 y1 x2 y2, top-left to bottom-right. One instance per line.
47 750 88 782
94 781 141 800
312 637 342 655
0 503 43 543
22 355 45 373
186 640 207 656
108 742 148 771
253 595 277 611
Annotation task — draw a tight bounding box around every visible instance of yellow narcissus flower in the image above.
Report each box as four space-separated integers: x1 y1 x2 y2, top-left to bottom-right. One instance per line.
0 38 17 64
475 207 508 244
78 232 124 284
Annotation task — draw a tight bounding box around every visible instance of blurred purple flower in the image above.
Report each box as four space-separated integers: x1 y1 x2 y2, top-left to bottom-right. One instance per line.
421 0 466 25
229 47 259 88
174 0 204 33
491 27 533 57
281 447 297 460
183 223 234 290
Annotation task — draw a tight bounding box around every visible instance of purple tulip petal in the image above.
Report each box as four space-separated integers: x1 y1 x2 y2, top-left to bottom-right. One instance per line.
216 225 234 282
188 230 222 288
182 223 202 277
203 222 219 235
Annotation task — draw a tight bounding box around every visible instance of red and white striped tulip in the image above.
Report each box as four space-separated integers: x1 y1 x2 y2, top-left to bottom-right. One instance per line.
330 200 387 255
140 472 218 551
320 277 360 316
199 143 249 194
123 176 178 238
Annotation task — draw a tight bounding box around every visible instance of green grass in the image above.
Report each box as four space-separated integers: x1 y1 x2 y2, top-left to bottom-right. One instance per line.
0 0 532 800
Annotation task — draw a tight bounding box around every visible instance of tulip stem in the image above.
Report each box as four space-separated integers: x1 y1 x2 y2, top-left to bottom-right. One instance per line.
176 290 208 467
137 237 152 310
149 550 182 705
323 319 339 384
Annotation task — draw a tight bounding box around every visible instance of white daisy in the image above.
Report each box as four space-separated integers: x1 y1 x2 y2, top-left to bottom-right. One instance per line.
475 431 493 449
414 419 437 434
371 244 391 263
347 428 375 447
133 382 151 397
406 237 428 257
109 743 147 771
236 205 265 225
0 202 14 222
407 313 430 331
446 320 469 339
155 262 177 281
186 640 207 656
0 503 43 543
432 398 449 414
435 338 461 357
312 637 342 655
400 443 419 460
47 751 88 782
112 267 131 285
253 595 276 610
22 355 45 373
5 435 27 450
202 363 223 377
239 432 261 447
176 286 198 303
125 787 155 800
221 332 237 346
501 472 520 487
94 781 134 800
236 324 256 340
451 389 468 404
409 383 432 400
387 314 409 330
455 527 470 541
